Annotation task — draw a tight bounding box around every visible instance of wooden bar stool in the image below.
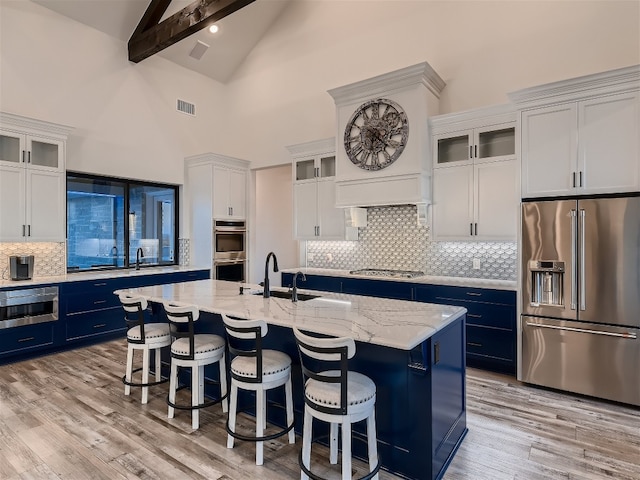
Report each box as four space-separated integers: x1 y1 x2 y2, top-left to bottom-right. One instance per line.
222 314 295 465
163 302 228 430
293 327 380 480
119 293 171 404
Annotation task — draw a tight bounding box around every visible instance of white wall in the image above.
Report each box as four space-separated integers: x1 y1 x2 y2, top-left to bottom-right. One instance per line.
250 165 298 284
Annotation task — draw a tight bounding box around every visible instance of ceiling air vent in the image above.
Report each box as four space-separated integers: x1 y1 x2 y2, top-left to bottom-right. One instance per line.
177 99 196 116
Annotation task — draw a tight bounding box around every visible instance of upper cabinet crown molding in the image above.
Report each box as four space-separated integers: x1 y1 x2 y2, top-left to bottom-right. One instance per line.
508 64 640 110
0 112 74 138
328 62 446 106
185 152 250 170
286 138 335 158
429 104 516 134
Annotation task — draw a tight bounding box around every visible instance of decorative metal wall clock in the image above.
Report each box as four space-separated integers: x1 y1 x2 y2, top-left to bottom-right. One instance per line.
343 98 409 171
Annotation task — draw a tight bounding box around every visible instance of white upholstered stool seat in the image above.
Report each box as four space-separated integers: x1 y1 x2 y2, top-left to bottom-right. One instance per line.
223 314 295 466
119 293 171 405
294 327 380 480
164 302 228 430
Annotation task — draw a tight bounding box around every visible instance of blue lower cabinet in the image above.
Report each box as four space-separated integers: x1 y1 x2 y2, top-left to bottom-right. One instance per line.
0 269 210 364
281 273 342 293
66 307 126 341
0 322 56 359
282 272 517 375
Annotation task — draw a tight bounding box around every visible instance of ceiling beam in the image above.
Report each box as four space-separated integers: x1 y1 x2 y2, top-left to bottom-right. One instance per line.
128 0 255 63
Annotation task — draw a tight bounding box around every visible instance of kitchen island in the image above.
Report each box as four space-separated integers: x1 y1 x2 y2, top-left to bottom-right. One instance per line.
116 279 468 480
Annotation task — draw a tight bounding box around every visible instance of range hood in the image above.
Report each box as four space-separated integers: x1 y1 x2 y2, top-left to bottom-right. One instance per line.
328 62 445 208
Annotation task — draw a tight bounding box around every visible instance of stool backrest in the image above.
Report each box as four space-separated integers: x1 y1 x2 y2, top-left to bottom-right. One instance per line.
119 293 149 344
163 302 199 360
293 327 356 415
222 314 268 383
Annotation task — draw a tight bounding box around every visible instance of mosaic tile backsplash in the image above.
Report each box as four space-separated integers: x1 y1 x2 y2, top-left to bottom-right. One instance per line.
306 205 517 281
0 242 67 280
178 238 190 266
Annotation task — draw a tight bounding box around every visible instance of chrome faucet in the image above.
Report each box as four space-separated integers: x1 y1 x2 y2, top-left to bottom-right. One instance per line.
291 271 306 302
135 247 144 270
263 252 279 298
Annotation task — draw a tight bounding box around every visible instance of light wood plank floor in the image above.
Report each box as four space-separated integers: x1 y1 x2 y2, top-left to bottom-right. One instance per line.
0 340 638 480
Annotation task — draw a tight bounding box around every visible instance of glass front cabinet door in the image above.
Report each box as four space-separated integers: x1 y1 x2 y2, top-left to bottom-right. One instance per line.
434 124 515 167
0 129 63 171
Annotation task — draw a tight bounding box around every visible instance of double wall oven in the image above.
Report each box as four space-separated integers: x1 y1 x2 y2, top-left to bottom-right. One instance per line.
213 219 246 282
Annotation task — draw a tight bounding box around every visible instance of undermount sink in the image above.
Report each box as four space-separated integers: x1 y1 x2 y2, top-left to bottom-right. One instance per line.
253 290 320 301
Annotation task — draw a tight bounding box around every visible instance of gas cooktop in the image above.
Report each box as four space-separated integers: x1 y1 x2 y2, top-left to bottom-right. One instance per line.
348 268 425 279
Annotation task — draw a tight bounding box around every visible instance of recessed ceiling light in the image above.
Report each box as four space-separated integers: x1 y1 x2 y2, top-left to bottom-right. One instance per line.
209 25 219 34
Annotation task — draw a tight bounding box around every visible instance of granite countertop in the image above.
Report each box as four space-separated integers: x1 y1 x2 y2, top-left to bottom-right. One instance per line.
115 279 467 351
281 267 517 291
0 265 209 289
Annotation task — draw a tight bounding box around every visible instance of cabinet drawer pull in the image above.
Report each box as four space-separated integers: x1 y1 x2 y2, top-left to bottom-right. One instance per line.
469 145 473 159
572 171 576 188
466 292 482 297
467 342 483 347
467 313 482 318
93 300 107 305
18 337 36 343
93 324 107 329
474 145 477 158
93 283 107 287
470 223 473 236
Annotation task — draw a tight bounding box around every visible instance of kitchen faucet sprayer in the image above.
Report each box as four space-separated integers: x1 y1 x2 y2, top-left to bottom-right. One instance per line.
263 252 279 298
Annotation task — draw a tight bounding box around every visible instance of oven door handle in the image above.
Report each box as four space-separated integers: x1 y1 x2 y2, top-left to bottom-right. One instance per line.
215 260 245 265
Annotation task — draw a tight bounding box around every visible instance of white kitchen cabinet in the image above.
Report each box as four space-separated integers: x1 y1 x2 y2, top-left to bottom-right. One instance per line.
213 165 247 219
510 65 640 198
185 153 250 268
288 138 346 240
430 105 518 242
432 160 518 241
521 92 639 197
0 113 71 242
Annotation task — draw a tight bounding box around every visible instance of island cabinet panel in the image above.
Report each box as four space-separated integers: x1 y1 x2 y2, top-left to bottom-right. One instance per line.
174 309 466 480
416 284 516 374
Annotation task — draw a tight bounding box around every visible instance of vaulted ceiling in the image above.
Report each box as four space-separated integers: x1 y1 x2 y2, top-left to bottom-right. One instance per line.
31 0 291 83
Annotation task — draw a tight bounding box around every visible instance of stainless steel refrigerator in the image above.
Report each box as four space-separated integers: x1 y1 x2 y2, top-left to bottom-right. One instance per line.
521 194 640 406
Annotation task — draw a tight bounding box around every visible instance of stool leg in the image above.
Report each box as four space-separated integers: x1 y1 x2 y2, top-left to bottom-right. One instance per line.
301 408 313 480
256 388 265 465
124 344 134 396
192 365 200 430
285 376 295 444
341 421 351 480
219 354 228 413
227 383 238 448
168 361 178 419
330 423 339 464
154 347 162 382
367 413 379 479
142 347 150 404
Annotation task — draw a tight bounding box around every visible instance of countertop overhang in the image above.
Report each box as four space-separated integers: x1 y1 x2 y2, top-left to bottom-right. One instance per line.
115 279 467 351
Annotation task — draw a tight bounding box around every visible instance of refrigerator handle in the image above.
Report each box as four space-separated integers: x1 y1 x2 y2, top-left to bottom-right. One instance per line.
524 322 637 339
580 209 586 311
570 209 577 310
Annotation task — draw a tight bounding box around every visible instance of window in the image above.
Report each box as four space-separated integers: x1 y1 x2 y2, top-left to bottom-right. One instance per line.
67 173 178 272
